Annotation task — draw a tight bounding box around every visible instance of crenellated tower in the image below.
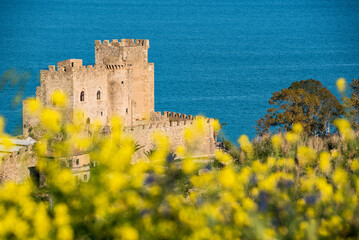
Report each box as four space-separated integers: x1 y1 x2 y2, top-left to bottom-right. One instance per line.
95 39 154 118
23 39 155 136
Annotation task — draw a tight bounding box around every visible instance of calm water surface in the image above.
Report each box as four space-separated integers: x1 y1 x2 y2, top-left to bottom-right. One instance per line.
0 0 359 142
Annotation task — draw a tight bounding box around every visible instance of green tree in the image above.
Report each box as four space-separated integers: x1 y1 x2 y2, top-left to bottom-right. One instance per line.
347 78 359 129
256 79 343 136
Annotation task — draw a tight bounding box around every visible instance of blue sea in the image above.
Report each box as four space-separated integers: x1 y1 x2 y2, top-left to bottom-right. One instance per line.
0 0 358 142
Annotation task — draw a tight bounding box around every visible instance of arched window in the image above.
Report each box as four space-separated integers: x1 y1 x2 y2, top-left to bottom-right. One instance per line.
97 90 101 100
86 118 90 124
80 91 85 101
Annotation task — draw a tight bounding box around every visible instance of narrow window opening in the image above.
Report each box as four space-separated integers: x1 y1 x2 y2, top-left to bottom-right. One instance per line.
86 118 90 124
121 81 124 85
80 91 85 101
97 90 101 100
126 108 128 113
83 174 88 181
71 62 74 67
101 112 103 116
76 159 79 166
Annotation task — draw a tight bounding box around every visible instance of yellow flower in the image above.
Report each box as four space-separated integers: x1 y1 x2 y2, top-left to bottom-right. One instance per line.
242 197 257 211
176 145 186 157
40 108 61 132
214 149 233 165
271 134 282 151
297 146 316 167
351 159 359 171
319 152 331 174
285 132 299 144
212 119 221 132
316 178 333 202
118 226 139 240
336 78 346 93
182 158 197 174
218 166 236 188
292 123 303 134
51 90 67 107
333 168 347 188
25 98 41 114
238 135 253 156
1 137 14 151
334 118 354 141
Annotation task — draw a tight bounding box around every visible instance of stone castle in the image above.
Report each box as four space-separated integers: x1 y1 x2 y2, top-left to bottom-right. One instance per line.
22 39 217 158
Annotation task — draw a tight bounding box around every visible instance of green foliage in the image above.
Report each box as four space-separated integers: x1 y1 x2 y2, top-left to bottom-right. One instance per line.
256 79 343 136
347 78 359 128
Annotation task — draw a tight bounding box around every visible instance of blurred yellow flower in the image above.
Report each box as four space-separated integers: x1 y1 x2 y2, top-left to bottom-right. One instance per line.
26 98 41 114
334 118 354 141
51 90 67 107
212 119 221 132
41 108 61 132
118 226 139 240
285 132 299 144
292 123 303 134
351 159 359 171
319 152 331 174
336 77 346 93
215 149 233 165
238 135 253 156
218 166 236 188
333 168 347 188
297 146 316 167
271 134 282 151
182 158 197 174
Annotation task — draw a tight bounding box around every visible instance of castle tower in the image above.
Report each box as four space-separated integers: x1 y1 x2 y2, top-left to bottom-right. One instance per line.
95 39 154 119
23 39 155 137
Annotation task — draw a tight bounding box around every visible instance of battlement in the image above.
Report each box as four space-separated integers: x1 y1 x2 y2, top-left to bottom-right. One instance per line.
42 63 109 74
163 111 194 121
95 39 149 49
125 112 214 133
124 119 194 133
0 138 35 162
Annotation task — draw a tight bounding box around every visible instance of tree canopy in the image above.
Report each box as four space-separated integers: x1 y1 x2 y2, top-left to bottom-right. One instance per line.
256 79 343 136
347 78 359 129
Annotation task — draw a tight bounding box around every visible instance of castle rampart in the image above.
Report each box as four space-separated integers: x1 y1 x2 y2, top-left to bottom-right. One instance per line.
0 138 37 183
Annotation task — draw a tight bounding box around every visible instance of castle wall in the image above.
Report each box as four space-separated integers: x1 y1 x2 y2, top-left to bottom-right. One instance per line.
72 65 111 125
0 146 36 184
125 116 217 160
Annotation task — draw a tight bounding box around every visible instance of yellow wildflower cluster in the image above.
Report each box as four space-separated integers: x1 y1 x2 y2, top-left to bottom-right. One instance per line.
1 93 359 239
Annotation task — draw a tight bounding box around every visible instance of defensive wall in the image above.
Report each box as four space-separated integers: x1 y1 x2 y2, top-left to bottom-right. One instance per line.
124 112 217 159
0 139 37 183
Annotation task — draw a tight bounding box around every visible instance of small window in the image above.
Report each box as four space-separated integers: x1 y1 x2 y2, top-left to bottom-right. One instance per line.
121 81 124 84
83 174 88 181
71 62 74 67
101 111 103 116
80 91 85 101
76 158 79 166
97 90 101 100
126 108 128 113
86 118 90 124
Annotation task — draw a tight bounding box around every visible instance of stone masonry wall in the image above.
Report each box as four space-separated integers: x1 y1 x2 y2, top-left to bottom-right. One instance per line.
125 114 217 159
0 147 37 184
95 39 154 118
